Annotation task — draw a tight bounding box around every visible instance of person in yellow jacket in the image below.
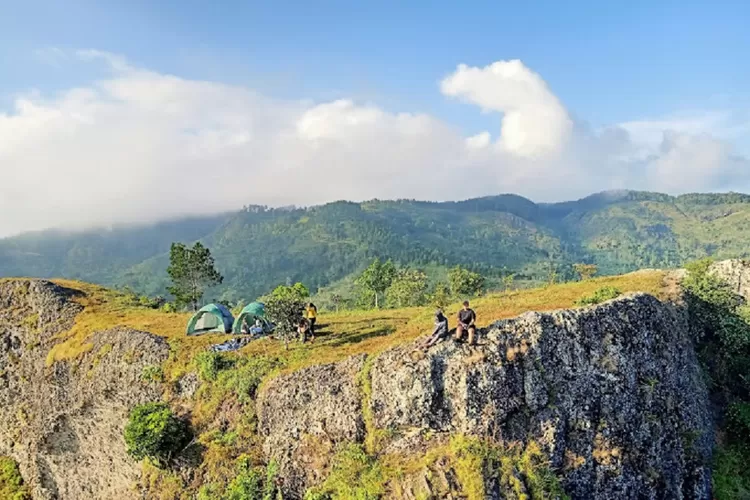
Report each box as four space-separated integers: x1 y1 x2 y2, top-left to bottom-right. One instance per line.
306 302 318 335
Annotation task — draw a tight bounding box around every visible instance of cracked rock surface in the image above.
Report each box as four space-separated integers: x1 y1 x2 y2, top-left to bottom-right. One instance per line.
259 293 712 499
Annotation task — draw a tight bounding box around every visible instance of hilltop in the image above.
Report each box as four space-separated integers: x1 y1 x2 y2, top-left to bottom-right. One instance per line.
2 268 713 499
6 259 750 499
3 190 750 301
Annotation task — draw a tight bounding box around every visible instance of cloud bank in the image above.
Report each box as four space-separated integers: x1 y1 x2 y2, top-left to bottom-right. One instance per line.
0 52 748 237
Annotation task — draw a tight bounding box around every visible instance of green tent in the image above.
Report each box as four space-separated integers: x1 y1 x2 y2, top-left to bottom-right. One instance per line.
232 302 274 334
186 303 235 335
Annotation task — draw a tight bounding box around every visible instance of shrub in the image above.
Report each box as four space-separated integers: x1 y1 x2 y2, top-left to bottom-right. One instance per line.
224 456 279 500
682 258 750 498
496 441 568 500
139 295 166 309
0 457 31 500
446 436 568 500
264 284 308 347
682 258 750 391
573 263 598 281
161 302 177 313
141 365 165 383
305 443 385 500
194 351 225 381
448 266 485 297
124 402 190 465
683 258 745 344
713 445 750 500
575 286 621 306
727 402 750 450
197 483 223 500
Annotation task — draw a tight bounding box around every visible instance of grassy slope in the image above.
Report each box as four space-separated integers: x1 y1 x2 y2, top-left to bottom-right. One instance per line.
47 270 667 379
24 272 667 498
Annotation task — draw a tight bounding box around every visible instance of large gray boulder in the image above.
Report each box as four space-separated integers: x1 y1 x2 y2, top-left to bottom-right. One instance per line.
0 280 169 500
258 293 712 499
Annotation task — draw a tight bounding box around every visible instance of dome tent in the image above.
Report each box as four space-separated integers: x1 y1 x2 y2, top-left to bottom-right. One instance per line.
186 303 235 335
232 302 274 334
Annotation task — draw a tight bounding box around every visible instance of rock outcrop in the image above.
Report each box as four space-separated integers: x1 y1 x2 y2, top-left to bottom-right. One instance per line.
0 280 169 500
258 293 713 499
1 277 717 499
710 259 750 301
258 355 367 494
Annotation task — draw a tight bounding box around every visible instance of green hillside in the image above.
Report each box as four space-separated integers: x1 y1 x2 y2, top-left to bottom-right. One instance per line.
2 190 750 301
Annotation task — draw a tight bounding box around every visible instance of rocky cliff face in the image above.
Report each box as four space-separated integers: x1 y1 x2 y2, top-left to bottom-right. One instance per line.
258 293 713 499
1 276 717 499
0 280 168 500
710 259 750 301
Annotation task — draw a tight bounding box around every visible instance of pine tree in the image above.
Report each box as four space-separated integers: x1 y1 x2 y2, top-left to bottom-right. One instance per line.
166 242 223 311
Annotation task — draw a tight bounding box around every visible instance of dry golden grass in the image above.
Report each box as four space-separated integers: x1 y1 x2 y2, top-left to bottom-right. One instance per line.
44 270 667 373
24 272 667 498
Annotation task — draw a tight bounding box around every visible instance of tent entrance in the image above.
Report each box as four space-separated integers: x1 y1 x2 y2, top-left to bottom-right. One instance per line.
194 312 221 332
186 303 235 335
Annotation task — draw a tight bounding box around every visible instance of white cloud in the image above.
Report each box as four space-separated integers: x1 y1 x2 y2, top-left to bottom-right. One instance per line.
441 60 573 157
0 51 748 237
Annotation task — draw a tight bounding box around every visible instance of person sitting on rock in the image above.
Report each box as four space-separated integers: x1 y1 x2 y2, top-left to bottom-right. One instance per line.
419 309 449 350
454 300 477 345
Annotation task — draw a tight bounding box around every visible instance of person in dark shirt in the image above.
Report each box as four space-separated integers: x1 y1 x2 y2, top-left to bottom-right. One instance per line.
454 300 477 345
419 309 449 350
298 318 314 343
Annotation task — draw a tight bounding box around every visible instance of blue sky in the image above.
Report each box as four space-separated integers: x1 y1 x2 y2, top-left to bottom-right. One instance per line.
1 1 750 235
3 1 749 128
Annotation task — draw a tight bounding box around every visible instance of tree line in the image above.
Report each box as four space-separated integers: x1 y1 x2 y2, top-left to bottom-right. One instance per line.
161 242 603 313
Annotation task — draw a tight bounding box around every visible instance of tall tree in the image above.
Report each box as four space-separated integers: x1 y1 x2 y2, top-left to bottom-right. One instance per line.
573 263 598 281
166 242 223 311
447 265 485 297
355 258 396 309
331 294 343 313
386 268 428 308
502 272 516 292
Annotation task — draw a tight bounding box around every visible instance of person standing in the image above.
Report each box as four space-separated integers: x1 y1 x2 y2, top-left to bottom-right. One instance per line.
306 302 318 335
454 301 477 345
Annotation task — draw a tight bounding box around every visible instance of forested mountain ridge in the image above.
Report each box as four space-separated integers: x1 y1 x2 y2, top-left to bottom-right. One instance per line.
2 190 750 301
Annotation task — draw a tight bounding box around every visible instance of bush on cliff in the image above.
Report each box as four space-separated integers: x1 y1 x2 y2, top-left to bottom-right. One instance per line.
683 258 750 499
304 443 385 500
124 402 191 465
224 456 280 500
0 457 31 500
575 286 621 306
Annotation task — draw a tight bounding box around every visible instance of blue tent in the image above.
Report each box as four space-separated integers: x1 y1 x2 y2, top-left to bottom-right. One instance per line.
186 303 234 335
232 302 274 334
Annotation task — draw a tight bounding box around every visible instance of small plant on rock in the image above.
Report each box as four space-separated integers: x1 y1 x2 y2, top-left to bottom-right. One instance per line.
575 286 621 306
140 365 165 383
124 402 191 465
224 456 280 500
304 443 385 500
0 456 31 500
194 351 225 381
